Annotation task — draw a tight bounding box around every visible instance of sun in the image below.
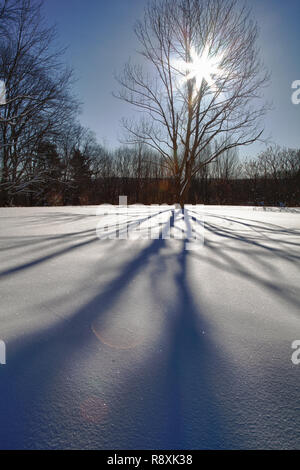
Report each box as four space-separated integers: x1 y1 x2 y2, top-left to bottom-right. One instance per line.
173 45 223 93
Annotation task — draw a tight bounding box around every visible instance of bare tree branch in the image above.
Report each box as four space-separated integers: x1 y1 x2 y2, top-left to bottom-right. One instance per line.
115 0 270 205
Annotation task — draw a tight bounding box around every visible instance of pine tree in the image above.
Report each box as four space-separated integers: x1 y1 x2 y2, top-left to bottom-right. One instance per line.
69 149 92 205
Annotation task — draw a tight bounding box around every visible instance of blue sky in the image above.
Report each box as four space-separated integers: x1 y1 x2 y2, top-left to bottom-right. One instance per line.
43 0 300 158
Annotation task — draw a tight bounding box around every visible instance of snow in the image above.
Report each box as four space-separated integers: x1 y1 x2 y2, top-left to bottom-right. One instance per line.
0 205 299 449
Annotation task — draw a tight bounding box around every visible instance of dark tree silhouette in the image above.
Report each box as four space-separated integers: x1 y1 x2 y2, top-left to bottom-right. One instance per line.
116 0 270 205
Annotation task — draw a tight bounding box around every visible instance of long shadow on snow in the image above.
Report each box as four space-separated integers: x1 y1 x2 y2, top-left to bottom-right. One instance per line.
0 208 171 278
0 232 167 448
105 239 231 450
0 212 228 449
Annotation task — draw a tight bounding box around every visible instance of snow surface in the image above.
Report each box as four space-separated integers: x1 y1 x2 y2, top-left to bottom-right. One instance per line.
0 205 299 450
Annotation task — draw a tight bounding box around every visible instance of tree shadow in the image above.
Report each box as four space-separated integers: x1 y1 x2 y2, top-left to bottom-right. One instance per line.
0 207 299 449
192 212 300 312
0 207 171 279
0 210 229 449
111 241 231 449
0 237 167 447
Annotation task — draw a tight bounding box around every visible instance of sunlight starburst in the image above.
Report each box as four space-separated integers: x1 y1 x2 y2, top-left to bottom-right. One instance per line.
173 45 224 93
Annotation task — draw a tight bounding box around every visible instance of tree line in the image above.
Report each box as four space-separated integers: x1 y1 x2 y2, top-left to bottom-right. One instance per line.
0 0 299 207
2 135 299 206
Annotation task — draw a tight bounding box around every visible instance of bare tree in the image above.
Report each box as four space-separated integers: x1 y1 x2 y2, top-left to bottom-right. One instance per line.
0 0 78 204
115 0 269 205
209 147 240 180
0 0 20 40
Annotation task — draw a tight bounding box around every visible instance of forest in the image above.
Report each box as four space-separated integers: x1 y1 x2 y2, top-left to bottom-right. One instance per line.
0 0 299 207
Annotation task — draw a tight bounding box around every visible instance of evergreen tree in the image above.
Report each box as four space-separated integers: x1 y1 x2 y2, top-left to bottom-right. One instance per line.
69 149 92 204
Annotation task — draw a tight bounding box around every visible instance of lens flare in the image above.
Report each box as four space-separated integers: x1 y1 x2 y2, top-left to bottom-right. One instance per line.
91 322 145 350
173 45 224 93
